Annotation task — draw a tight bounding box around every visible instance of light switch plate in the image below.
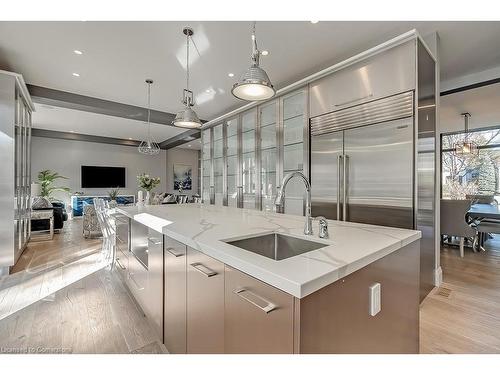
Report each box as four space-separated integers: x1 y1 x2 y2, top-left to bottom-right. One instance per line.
369 282 381 316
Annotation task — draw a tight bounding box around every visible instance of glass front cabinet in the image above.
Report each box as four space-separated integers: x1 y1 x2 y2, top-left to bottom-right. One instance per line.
201 88 307 215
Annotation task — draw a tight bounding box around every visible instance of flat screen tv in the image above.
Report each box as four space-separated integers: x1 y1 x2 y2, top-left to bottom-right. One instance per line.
81 166 126 188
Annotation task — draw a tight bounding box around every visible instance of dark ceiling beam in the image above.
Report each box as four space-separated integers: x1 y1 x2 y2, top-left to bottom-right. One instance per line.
27 84 178 125
159 129 201 150
32 128 143 148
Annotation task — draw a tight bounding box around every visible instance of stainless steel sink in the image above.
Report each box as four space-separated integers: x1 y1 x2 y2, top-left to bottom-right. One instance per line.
225 232 327 260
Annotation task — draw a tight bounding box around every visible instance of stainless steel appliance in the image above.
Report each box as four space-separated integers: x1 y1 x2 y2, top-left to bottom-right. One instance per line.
309 39 436 301
310 91 414 229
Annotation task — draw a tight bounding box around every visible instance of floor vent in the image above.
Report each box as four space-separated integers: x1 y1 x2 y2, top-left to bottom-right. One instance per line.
436 287 452 298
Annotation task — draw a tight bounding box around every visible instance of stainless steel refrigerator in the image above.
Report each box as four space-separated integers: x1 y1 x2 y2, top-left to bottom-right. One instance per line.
310 91 415 229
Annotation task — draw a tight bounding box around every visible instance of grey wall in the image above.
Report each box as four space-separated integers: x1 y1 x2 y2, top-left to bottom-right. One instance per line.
165 147 199 197
31 137 167 207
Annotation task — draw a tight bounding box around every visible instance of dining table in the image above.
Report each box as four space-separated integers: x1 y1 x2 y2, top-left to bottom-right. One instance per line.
467 203 500 220
467 203 500 251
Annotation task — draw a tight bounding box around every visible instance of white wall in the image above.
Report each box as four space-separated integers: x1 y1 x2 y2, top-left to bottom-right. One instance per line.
440 82 500 135
165 147 199 197
31 137 167 207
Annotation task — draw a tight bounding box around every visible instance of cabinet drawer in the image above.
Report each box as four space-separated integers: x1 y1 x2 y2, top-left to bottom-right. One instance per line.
187 247 224 353
164 237 187 354
309 40 415 118
127 252 148 310
146 228 163 339
224 266 295 354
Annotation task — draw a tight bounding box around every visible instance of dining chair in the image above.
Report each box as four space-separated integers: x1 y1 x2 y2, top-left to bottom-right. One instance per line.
440 199 478 257
93 198 116 268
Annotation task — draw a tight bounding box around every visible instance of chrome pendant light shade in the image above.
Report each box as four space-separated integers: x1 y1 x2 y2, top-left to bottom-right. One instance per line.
173 27 202 129
138 79 160 155
232 21 275 101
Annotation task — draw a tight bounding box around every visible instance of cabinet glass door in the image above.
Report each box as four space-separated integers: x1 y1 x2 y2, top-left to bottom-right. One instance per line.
282 91 305 215
241 110 257 209
226 117 239 207
259 102 277 212
213 124 224 206
201 129 211 203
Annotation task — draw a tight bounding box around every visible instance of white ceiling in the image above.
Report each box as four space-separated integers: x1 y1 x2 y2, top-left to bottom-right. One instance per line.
1 21 500 142
34 103 185 141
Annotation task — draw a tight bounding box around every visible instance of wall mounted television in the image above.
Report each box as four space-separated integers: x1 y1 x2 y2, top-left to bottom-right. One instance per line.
81 166 126 188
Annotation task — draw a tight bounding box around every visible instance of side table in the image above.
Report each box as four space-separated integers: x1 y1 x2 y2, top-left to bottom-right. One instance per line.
30 209 54 241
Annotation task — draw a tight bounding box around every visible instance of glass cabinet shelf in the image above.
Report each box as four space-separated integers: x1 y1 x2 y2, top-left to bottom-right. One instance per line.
201 88 307 215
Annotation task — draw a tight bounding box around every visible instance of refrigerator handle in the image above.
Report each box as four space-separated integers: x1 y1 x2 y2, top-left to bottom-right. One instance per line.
337 155 342 221
343 155 349 221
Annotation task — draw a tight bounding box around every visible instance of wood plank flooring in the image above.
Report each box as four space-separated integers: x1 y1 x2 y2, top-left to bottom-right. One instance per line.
0 268 166 354
420 237 500 353
11 218 101 275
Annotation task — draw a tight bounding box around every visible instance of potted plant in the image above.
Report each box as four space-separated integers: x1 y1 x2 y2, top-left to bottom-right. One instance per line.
37 169 71 202
108 187 120 208
137 173 161 205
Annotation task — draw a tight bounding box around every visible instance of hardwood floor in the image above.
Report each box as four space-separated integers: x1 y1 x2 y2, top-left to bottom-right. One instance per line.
0 268 166 354
11 218 101 275
420 236 500 353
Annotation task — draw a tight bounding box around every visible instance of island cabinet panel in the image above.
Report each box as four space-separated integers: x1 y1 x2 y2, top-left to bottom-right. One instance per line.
127 248 148 311
297 240 420 354
224 266 295 354
164 237 187 354
186 247 225 353
146 228 164 339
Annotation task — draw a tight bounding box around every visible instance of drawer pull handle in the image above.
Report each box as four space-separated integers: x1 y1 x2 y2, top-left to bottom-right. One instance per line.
334 93 373 107
115 258 126 270
128 273 145 291
166 247 184 257
233 288 277 314
147 237 162 245
190 262 217 277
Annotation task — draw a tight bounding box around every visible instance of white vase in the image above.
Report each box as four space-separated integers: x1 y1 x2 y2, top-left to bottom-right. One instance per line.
145 191 151 205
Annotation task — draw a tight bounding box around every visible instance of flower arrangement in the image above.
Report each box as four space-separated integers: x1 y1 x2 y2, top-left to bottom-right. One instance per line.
137 173 160 192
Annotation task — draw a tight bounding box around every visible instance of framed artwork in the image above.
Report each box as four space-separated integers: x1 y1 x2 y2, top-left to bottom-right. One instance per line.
173 164 192 190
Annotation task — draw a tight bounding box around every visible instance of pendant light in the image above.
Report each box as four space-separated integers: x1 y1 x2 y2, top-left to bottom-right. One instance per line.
172 27 202 129
232 21 275 101
454 112 479 157
138 79 160 155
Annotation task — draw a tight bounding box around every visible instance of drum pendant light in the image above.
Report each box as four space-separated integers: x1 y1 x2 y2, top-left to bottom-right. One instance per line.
232 21 275 101
173 27 202 129
138 79 160 155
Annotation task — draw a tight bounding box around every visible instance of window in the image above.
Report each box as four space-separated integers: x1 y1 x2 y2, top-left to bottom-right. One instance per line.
441 128 500 199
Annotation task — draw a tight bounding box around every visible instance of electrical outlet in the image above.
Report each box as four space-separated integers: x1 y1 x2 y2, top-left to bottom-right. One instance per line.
369 282 381 316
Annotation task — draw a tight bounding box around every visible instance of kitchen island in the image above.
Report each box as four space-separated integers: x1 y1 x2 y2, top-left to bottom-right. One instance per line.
114 203 421 354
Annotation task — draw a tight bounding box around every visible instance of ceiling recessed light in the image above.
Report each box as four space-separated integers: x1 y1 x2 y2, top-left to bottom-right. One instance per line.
188 144 192 147
206 89 211 93
310 20 319 24
128 137 133 140
261 50 269 56
74 50 83 55
69 130 75 133
228 73 234 78
72 73 80 77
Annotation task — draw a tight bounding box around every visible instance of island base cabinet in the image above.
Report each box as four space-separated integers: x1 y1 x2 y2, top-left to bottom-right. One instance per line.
164 237 187 354
224 266 295 354
297 240 420 354
186 247 225 353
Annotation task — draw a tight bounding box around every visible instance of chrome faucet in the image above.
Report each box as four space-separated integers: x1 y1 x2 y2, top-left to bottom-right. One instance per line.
274 171 313 236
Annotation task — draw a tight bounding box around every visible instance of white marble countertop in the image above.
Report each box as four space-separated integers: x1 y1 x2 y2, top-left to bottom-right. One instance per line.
116 204 421 298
